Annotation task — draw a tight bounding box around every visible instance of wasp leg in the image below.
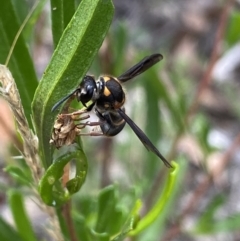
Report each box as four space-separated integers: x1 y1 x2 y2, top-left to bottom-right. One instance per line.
79 132 104 136
75 121 102 129
61 109 88 116
75 120 105 136
60 109 90 122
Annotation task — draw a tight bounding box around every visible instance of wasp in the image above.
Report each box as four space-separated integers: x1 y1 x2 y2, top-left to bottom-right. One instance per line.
52 53 172 168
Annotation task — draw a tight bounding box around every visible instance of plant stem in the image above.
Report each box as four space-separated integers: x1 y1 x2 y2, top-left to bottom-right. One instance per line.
62 201 80 241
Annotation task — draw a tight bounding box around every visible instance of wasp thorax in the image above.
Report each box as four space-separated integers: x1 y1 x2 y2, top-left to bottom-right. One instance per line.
95 76 125 111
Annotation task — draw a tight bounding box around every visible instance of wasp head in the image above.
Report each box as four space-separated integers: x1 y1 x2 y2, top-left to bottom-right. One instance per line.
77 75 97 107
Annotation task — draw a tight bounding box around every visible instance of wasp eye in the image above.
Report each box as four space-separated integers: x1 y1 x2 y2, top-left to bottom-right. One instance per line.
78 75 96 106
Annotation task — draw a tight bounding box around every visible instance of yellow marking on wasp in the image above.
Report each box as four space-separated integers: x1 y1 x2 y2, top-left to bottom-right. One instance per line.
104 103 110 108
103 76 111 82
115 118 125 126
114 99 125 108
103 87 111 97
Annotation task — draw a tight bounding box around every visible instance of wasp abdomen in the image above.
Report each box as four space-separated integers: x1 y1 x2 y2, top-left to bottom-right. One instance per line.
96 109 126 136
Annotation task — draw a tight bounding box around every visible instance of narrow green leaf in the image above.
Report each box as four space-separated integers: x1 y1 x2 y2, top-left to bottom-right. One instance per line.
66 150 88 194
11 0 29 23
193 213 240 235
142 70 161 143
74 196 98 220
148 69 184 132
74 215 92 241
141 68 163 176
50 0 76 48
4 165 33 186
74 215 110 241
112 23 128 74
22 0 48 40
8 190 37 241
90 230 110 241
213 214 240 233
32 0 114 168
111 200 142 241
39 143 88 206
95 185 125 235
193 195 227 234
137 157 188 241
129 161 179 236
0 216 24 241
226 11 240 46
0 0 38 128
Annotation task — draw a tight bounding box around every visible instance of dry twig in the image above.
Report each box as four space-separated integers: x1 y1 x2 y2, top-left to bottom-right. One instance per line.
0 65 64 241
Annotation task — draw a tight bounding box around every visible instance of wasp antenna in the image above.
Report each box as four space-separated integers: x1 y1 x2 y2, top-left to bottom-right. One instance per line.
51 89 78 112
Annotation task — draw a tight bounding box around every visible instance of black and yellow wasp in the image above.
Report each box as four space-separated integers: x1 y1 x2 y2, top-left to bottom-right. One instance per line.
52 53 172 168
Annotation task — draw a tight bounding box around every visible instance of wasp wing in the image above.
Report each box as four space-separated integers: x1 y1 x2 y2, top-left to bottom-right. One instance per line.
118 53 163 83
117 108 171 168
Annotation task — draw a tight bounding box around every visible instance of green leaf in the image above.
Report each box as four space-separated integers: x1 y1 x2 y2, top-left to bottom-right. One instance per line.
11 0 29 23
32 0 114 168
142 69 161 143
192 195 240 234
50 0 76 48
22 0 48 40
95 185 125 236
39 143 88 206
74 215 110 241
111 200 141 241
192 114 214 153
90 229 110 241
150 69 184 132
226 11 240 46
11 0 47 41
112 23 128 74
194 194 225 233
129 161 179 236
0 216 24 241
141 68 163 175
4 165 33 186
8 190 37 241
213 214 240 233
0 0 38 128
74 196 98 221
138 157 188 241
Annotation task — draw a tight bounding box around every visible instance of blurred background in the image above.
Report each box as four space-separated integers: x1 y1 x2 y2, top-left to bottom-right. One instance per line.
1 0 240 240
